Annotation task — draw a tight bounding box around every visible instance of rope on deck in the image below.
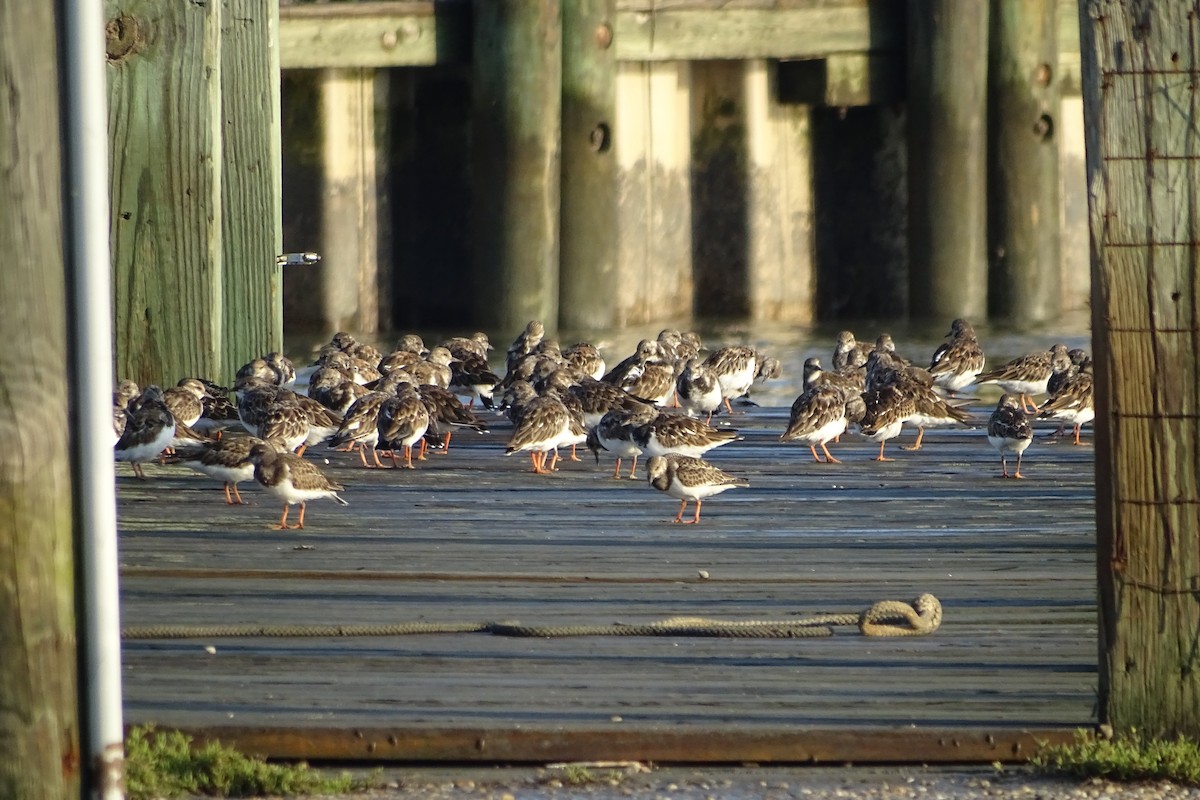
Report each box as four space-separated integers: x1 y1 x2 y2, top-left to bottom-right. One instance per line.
120 594 941 641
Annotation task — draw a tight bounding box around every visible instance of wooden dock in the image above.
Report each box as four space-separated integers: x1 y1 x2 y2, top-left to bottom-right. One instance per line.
115 399 1098 763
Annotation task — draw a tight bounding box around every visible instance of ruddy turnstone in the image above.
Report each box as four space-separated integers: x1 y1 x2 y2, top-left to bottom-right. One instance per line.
171 435 270 504
901 382 973 450
328 390 390 468
700 345 761 414
505 320 545 375
675 357 723 422
780 384 848 463
562 341 607 381
568 377 653 430
407 346 454 390
646 454 749 525
587 405 658 479
504 393 574 474
859 384 916 461
417 383 489 454
448 352 500 409
832 331 871 371
632 413 741 459
440 331 492 363
114 385 177 478
112 379 140 444
247 442 348 529
976 344 1067 413
928 318 986 394
1038 368 1094 446
163 378 209 429
257 396 311 453
376 384 430 468
988 394 1034 478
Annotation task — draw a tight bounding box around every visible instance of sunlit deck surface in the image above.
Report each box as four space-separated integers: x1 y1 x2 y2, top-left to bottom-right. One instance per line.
116 399 1097 763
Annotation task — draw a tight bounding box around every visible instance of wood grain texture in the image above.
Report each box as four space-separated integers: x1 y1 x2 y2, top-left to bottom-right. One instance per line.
220 0 283 380
108 0 223 385
117 403 1099 753
1080 0 1200 738
278 2 469 69
0 1 79 793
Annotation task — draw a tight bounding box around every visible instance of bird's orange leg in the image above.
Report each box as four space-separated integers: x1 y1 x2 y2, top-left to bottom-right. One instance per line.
403 444 415 469
295 444 308 456
1012 453 1026 479
547 449 561 471
223 483 235 505
809 444 823 463
682 499 703 525
1073 425 1084 446
440 431 452 454
999 456 1010 478
370 445 386 469
821 442 842 463
132 462 146 479
901 429 926 451
292 502 307 529
873 441 893 462
627 454 639 480
230 483 246 505
723 398 734 415
672 499 688 523
612 458 623 479
271 504 290 530
417 439 428 460
569 444 582 462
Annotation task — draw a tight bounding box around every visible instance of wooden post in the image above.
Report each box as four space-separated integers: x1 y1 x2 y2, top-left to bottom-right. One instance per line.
987 0 1061 322
108 0 223 385
470 1 562 334
321 68 384 335
559 0 618 333
743 61 815 324
906 0 989 320
614 61 693 325
221 0 283 370
0 2 80 795
1080 1 1200 738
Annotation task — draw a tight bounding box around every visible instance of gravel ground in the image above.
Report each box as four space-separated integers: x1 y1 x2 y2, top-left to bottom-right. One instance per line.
307 764 1200 800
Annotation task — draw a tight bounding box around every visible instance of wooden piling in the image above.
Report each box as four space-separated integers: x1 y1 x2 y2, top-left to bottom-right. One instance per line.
107 0 224 384
987 0 1061 322
220 0 283 368
559 0 618 332
906 0 990 320
614 62 694 325
470 1 562 333
1 4 80 794
1080 1 1200 739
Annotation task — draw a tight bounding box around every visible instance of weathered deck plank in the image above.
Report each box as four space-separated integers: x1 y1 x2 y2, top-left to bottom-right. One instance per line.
117 401 1098 759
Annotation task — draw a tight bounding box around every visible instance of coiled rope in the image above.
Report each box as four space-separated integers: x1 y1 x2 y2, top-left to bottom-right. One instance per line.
121 594 941 641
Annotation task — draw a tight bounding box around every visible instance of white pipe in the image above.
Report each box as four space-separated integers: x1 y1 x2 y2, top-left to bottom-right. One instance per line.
61 0 125 797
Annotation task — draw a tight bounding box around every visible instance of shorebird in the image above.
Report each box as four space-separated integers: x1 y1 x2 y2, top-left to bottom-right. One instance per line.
988 394 1034 478
646 454 749 525
246 443 348 529
928 318 986 394
780 384 848 463
976 344 1067 413
114 385 177 478
171 436 269 505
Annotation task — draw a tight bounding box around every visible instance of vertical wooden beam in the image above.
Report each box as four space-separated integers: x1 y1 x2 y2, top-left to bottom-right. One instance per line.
107 0 223 385
560 0 618 333
221 0 282 376
906 0 989 320
1080 1 1200 738
744 61 815 324
615 61 693 325
988 0 1061 322
1058 94 1090 313
320 68 383 335
0 2 79 794
470 1 562 334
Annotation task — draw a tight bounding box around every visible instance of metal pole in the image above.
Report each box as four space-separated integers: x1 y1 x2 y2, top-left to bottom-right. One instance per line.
61 0 125 797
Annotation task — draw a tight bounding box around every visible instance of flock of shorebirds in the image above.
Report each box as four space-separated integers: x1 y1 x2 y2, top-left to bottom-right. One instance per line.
113 319 1095 528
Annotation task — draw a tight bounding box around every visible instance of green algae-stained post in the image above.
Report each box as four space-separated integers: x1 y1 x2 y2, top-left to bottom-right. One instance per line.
108 0 224 386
